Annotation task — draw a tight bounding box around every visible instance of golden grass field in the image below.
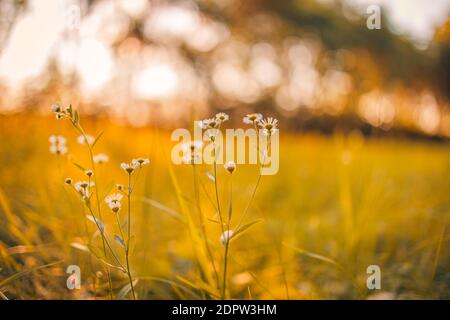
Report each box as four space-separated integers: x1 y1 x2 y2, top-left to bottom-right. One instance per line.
0 114 449 300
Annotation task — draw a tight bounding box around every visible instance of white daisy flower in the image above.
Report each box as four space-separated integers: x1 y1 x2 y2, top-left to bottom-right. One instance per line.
105 193 123 213
215 112 229 122
220 230 234 246
120 161 139 174
49 135 68 155
51 103 70 120
132 158 150 167
49 144 68 155
224 161 236 174
93 153 109 164
77 134 95 146
204 128 220 142
74 181 94 200
200 118 221 129
258 117 278 136
55 113 65 120
243 113 263 125
105 193 123 204
49 135 66 145
51 103 62 113
74 181 95 192
108 201 121 213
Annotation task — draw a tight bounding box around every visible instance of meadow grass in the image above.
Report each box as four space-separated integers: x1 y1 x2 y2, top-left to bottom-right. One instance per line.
0 114 449 299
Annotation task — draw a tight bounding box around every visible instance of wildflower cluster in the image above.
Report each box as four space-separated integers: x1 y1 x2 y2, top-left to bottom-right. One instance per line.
120 158 150 175
49 135 68 155
243 113 278 136
188 111 278 299
50 102 150 300
51 102 80 124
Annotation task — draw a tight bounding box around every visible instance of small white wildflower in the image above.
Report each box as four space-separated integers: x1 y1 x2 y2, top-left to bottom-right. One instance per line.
49 135 66 145
224 161 236 174
132 158 150 167
85 169 93 177
200 118 221 129
49 144 68 155
204 128 220 142
74 181 94 200
93 153 109 164
258 117 278 136
220 230 234 245
105 193 123 213
49 135 68 155
108 201 122 213
55 113 65 120
51 103 62 113
77 134 95 146
105 193 123 204
51 103 69 120
243 113 263 125
215 112 229 122
120 161 139 174
74 181 94 192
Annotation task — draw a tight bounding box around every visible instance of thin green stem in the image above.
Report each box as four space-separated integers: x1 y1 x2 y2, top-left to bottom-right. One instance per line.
221 175 233 299
85 203 125 270
126 173 137 300
221 239 229 299
213 157 224 234
75 125 114 298
193 164 220 288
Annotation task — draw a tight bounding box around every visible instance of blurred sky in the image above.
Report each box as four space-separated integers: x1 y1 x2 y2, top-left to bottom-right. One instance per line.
0 0 449 90
0 0 448 135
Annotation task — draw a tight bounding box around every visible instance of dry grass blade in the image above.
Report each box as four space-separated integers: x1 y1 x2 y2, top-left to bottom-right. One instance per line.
0 261 62 288
141 197 185 223
283 242 344 271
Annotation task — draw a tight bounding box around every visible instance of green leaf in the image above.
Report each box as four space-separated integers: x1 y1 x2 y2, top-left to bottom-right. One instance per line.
206 172 215 182
283 242 344 271
91 131 104 149
128 235 136 255
73 110 79 125
114 235 126 249
233 219 263 238
141 197 185 223
72 162 86 172
116 279 139 300
86 214 105 232
207 218 222 225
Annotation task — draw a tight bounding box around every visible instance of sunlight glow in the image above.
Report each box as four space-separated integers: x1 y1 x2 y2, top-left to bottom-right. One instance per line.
133 63 179 100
